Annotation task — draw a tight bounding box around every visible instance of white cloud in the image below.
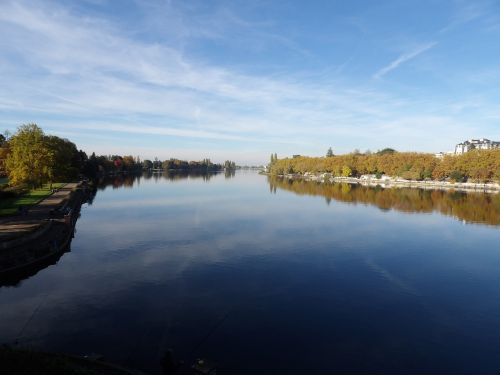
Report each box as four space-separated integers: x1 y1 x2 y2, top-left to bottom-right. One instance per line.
0 0 498 163
373 42 437 79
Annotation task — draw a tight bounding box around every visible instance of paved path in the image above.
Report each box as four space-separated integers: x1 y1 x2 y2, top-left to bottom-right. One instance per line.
0 183 79 242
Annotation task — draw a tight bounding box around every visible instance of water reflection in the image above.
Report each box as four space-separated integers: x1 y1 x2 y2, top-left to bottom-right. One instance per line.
268 176 500 226
2 172 233 285
93 171 232 191
2 172 499 375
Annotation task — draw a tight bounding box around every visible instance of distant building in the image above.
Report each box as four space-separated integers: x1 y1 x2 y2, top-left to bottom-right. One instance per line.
434 151 454 159
454 138 500 154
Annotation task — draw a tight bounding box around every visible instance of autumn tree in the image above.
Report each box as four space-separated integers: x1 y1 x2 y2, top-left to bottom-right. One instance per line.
5 124 52 187
268 149 499 182
122 155 138 171
341 165 352 177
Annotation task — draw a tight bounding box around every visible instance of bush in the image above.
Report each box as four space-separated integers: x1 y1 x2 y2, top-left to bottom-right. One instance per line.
449 170 465 183
400 170 422 181
341 166 352 177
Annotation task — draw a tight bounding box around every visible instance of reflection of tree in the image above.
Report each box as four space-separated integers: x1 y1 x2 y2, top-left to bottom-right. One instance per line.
163 171 215 182
93 171 221 189
268 176 500 226
94 174 139 190
225 169 236 179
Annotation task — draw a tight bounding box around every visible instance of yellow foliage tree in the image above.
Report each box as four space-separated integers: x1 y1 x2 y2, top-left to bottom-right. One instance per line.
269 149 500 183
5 124 51 187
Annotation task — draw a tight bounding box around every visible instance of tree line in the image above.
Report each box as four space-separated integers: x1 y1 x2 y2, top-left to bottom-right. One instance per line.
0 124 236 187
268 148 500 183
143 158 236 173
0 124 85 187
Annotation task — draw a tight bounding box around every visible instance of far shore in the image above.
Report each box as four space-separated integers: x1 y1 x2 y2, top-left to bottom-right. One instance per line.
265 172 500 193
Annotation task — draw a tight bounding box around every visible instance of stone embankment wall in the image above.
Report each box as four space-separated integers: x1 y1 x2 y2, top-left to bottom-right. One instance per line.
0 183 88 278
0 221 53 250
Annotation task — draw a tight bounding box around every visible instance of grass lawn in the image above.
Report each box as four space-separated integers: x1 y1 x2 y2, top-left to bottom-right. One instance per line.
0 182 66 216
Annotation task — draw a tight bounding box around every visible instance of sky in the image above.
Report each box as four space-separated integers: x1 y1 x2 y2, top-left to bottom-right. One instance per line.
0 0 499 164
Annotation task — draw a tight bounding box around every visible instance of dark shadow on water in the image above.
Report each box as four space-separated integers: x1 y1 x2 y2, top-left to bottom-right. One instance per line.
0 243 71 287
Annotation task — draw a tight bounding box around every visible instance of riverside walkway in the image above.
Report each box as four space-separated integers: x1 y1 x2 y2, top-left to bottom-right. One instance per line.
0 183 79 243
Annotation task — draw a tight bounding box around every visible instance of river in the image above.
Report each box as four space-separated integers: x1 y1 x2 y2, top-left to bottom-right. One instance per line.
1 171 499 374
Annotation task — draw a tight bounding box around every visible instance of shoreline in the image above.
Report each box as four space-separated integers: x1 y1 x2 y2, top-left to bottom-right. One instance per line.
265 172 500 193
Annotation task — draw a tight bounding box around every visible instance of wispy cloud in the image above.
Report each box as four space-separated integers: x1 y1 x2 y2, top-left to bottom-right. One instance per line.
0 1 399 148
440 1 490 33
0 0 498 163
373 42 437 79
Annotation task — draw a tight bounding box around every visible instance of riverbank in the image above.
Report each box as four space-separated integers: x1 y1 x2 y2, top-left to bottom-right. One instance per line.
0 182 90 284
266 172 500 193
0 183 77 242
0 183 66 216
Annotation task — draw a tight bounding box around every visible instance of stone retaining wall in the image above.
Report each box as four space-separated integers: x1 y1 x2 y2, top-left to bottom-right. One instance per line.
0 221 53 251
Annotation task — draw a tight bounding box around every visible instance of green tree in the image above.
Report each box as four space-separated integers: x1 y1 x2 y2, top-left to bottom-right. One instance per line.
143 159 153 170
0 146 8 177
449 170 465 183
0 132 9 176
45 135 82 182
270 153 278 165
224 160 236 170
82 152 99 177
326 147 334 157
376 148 396 155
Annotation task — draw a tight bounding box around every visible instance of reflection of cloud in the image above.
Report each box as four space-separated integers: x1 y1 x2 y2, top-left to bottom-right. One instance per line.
2 171 499 350
364 258 420 296
93 195 227 209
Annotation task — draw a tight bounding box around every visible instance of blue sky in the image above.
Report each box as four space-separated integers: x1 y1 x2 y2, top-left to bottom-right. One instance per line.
0 0 499 164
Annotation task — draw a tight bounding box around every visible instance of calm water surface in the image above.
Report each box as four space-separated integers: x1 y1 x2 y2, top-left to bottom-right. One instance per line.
1 171 500 374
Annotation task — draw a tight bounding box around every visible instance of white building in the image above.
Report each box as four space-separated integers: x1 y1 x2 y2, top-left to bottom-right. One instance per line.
455 138 500 154
434 152 454 159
